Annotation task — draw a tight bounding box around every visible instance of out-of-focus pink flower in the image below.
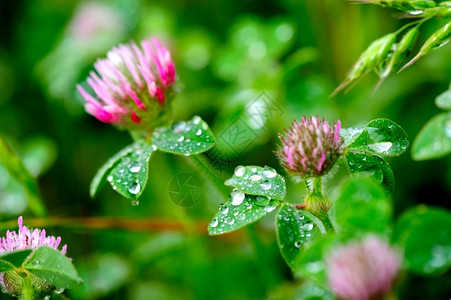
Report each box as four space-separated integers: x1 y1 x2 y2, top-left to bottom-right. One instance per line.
276 116 343 178
69 2 124 41
77 37 176 130
326 235 401 300
0 216 67 255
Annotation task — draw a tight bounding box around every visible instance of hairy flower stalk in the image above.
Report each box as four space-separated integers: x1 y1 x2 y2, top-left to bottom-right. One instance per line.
326 235 401 300
276 116 343 178
0 217 68 299
77 37 176 131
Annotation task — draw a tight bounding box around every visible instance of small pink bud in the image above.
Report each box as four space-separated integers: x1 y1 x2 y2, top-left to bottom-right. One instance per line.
326 235 401 300
276 116 343 178
77 37 177 130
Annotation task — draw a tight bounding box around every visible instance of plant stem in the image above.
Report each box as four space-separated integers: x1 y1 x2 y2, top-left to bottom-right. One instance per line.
318 213 335 234
21 275 34 300
304 177 335 233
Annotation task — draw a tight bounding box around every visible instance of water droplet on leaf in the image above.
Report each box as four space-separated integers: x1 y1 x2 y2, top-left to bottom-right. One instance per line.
128 181 141 194
130 161 142 173
263 167 277 178
231 189 245 206
234 166 246 177
210 218 218 227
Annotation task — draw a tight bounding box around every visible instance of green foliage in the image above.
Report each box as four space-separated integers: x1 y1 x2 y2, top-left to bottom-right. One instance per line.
0 250 32 270
24 246 82 289
343 118 408 192
208 194 280 235
0 138 47 217
335 1 451 94
393 206 451 275
333 177 392 238
345 152 395 192
276 204 318 269
91 116 215 201
224 165 286 200
412 113 451 160
346 119 409 157
151 116 215 155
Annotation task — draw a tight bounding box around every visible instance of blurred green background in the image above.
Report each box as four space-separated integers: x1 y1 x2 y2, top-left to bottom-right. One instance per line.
0 0 450 299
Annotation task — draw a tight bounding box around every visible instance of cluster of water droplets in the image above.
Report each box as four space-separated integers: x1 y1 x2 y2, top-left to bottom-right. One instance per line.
225 165 285 200
209 193 279 235
152 116 214 155
107 143 157 203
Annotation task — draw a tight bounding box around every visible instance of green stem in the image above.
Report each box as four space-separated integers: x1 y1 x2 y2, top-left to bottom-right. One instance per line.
21 275 34 300
304 177 335 233
318 213 335 234
189 154 230 200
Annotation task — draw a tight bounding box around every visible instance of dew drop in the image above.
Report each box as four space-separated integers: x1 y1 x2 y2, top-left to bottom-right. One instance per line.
130 161 142 173
409 10 423 15
306 232 312 238
260 180 271 190
227 217 235 225
128 181 141 194
172 121 186 133
237 213 245 221
196 129 202 136
151 145 158 151
368 142 392 153
263 167 277 178
231 189 245 206
193 116 201 124
210 218 219 228
256 195 270 206
107 175 113 182
131 199 140 206
250 167 257 172
265 205 276 213
250 174 262 181
234 166 246 177
304 223 314 231
294 241 301 248
177 136 185 142
221 205 229 214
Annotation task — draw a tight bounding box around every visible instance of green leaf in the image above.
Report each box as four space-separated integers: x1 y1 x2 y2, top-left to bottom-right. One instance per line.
411 113 451 160
294 281 334 300
276 204 319 270
0 260 15 272
347 118 409 157
0 249 32 270
0 137 47 217
340 127 364 147
392 205 451 275
435 83 451 110
151 116 215 155
24 246 82 289
400 21 451 72
224 165 286 200
333 177 392 238
345 152 395 193
90 142 139 198
107 142 157 200
208 194 280 235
